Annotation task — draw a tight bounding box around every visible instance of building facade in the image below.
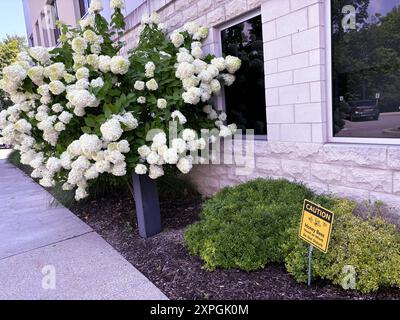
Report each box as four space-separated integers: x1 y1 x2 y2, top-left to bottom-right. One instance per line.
22 0 400 209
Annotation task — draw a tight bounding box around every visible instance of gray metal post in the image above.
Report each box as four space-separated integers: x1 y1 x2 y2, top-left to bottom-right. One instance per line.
132 173 162 238
308 245 314 287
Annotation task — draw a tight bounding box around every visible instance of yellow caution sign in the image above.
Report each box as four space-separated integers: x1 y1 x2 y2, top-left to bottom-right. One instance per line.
299 200 334 253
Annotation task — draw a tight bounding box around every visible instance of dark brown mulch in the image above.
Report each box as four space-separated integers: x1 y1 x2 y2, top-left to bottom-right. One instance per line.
69 192 400 300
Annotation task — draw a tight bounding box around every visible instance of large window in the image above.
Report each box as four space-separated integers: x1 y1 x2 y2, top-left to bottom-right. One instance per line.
34 22 41 46
332 0 400 139
79 0 91 18
221 14 267 136
51 0 60 44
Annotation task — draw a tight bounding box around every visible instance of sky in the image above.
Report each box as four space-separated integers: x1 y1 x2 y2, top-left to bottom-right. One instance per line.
369 0 400 16
0 0 27 41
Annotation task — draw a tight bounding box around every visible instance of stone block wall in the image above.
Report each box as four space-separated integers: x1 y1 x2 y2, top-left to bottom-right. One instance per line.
120 0 400 210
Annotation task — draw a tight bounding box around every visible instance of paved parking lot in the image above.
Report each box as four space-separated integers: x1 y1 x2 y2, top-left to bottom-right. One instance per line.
336 112 400 138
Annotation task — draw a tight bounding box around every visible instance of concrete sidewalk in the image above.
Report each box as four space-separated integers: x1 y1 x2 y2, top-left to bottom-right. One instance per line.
0 159 168 300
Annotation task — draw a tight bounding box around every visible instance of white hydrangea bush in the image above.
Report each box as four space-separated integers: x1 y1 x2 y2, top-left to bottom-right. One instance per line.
0 0 241 201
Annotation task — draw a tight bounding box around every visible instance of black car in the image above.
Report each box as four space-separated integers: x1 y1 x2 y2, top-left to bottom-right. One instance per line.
348 100 380 121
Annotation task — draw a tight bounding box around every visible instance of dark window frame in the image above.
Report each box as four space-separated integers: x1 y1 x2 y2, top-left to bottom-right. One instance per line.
51 0 61 44
219 10 267 139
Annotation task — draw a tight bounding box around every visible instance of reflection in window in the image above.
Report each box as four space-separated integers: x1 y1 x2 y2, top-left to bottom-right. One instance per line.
332 0 400 138
221 15 267 135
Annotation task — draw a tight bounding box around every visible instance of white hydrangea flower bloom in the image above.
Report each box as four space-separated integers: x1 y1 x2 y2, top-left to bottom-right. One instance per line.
110 0 125 9
219 112 227 121
66 89 98 111
17 51 32 63
117 140 130 153
59 111 73 124
182 129 197 142
202 105 213 114
99 55 112 73
72 37 88 54
90 77 104 88
210 79 221 93
182 76 200 91
83 30 98 44
95 160 111 173
225 55 242 74
62 182 74 191
182 87 201 105
170 32 184 48
219 125 233 138
177 157 193 174
80 134 103 158
27 66 44 85
135 164 147 175
138 145 151 158
141 12 160 25
211 57 226 72
52 103 64 113
175 62 195 80
3 64 27 84
89 0 104 13
145 61 156 78
134 81 145 91
221 73 236 86
85 165 99 180
76 67 90 80
197 138 207 150
172 138 187 154
75 187 88 201
149 165 164 179
49 80 66 95
191 47 203 59
177 51 194 64
87 54 100 69
184 22 199 35
150 12 160 25
228 123 237 134
110 56 130 75
146 151 160 165
54 122 66 132
163 148 179 165
80 14 95 29
171 110 187 125
146 79 158 91
46 157 62 174
120 113 139 130
91 43 102 55
14 119 32 133
152 132 167 148
194 26 209 40
137 96 146 104
157 98 167 109
100 118 123 142
28 47 51 65
44 63 66 81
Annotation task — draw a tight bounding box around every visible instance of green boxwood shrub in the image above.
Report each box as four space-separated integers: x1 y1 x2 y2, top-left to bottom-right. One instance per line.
184 178 400 293
284 198 400 293
184 179 316 271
